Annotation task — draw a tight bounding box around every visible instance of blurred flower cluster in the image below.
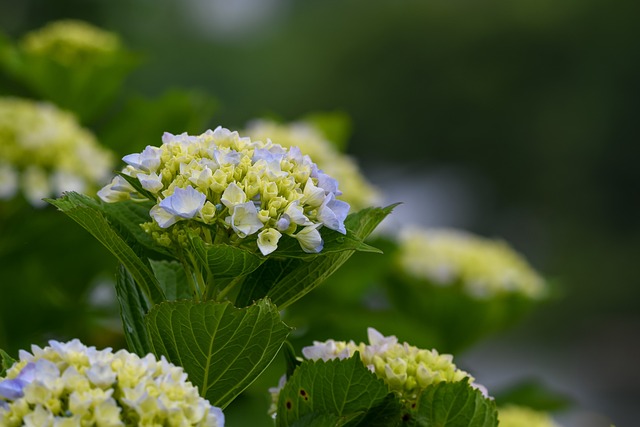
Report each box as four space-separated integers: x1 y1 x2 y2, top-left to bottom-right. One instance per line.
396 227 547 299
0 339 224 426
20 20 122 66
0 97 114 207
498 405 560 427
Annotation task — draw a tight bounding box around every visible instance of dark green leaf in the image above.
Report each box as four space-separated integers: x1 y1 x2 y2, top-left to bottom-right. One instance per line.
276 355 390 427
149 259 193 301
115 172 156 202
237 204 397 309
283 341 302 379
145 298 291 409
1 348 16 376
47 192 165 304
406 380 498 427
115 265 153 356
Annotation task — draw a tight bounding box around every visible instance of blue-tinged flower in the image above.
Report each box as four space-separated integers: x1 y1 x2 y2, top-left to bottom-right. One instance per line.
294 224 324 253
158 185 206 220
122 145 162 173
302 178 326 208
226 201 264 238
317 193 349 234
136 171 163 193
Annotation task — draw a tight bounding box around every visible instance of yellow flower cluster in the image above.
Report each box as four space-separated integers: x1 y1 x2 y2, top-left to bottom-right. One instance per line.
499 405 561 427
99 127 349 255
245 120 379 211
20 20 121 66
396 227 546 299
0 98 114 207
0 339 224 427
301 328 478 404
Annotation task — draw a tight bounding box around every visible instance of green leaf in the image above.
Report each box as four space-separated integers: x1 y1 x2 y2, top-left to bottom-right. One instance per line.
348 393 403 427
47 192 165 304
99 198 172 257
149 259 193 301
1 348 16 376
406 380 498 427
283 341 302 379
189 235 265 278
276 355 391 427
237 204 398 309
144 298 291 409
115 265 153 356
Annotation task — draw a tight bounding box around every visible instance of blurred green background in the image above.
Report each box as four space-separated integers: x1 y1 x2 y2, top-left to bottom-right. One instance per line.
1 0 638 426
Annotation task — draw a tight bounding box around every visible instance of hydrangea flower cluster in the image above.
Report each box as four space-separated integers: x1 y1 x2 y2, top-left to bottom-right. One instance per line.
98 126 350 255
245 120 379 211
396 227 546 299
498 405 561 427
0 339 224 427
269 328 484 416
20 20 122 66
0 98 114 207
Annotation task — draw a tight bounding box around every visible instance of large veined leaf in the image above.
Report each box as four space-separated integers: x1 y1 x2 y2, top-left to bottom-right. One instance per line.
276 355 391 427
236 204 397 309
115 265 153 356
144 299 291 409
189 235 265 278
406 380 498 427
47 192 165 304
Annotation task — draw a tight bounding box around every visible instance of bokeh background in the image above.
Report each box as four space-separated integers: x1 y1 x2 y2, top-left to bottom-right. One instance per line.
1 0 638 425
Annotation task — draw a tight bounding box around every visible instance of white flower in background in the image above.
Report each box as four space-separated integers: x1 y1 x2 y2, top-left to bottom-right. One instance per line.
99 126 350 255
245 120 380 210
0 339 225 427
0 98 115 207
396 227 547 299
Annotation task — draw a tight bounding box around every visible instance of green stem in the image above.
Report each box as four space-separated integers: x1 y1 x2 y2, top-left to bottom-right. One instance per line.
216 276 244 302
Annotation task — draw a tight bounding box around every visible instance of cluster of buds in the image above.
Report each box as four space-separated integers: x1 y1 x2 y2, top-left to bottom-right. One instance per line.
245 120 379 211
98 126 350 255
0 339 224 426
269 328 485 416
20 20 122 66
396 227 546 299
0 98 114 207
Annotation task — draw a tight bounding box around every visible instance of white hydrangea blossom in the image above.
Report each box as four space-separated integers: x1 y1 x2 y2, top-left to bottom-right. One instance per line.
245 120 380 211
269 328 487 417
397 227 547 299
0 339 224 427
99 126 350 255
0 98 114 207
